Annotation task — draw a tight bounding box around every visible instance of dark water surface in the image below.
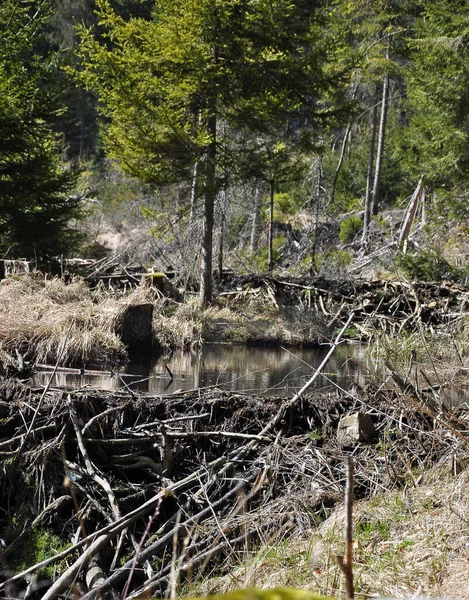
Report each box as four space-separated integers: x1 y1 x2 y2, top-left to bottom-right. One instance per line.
33 343 374 396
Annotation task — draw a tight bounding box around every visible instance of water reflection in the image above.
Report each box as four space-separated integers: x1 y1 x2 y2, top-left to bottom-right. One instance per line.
33 343 374 396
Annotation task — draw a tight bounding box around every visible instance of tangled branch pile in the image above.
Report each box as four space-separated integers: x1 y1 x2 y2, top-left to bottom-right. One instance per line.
1 370 468 600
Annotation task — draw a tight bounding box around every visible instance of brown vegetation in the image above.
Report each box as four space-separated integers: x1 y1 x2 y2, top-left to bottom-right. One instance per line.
1 349 468 599
2 271 469 599
0 274 157 370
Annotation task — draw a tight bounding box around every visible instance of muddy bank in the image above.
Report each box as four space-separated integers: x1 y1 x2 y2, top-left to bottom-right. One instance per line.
1 369 467 599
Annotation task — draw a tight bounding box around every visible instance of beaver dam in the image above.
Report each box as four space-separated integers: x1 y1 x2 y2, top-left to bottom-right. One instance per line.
1 356 469 599
2 273 469 598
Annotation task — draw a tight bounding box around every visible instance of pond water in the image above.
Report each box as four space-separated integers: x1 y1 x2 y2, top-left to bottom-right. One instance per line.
33 343 375 396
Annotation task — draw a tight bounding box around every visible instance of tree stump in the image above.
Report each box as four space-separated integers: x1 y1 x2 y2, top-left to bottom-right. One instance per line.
118 303 153 353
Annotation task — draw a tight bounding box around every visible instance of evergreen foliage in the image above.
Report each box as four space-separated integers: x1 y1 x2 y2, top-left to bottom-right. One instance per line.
2 0 469 270
400 0 469 187
75 0 347 303
339 215 363 243
0 0 84 261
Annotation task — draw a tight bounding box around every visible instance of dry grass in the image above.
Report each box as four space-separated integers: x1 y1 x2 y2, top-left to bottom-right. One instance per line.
0 274 156 367
183 466 469 600
153 292 328 352
153 298 206 351
0 275 328 368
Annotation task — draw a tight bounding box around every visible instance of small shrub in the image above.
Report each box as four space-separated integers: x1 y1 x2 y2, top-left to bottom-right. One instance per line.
231 236 287 273
339 215 362 243
394 249 464 282
273 192 301 223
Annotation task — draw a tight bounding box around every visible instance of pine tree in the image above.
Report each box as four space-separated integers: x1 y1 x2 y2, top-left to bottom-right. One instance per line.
0 0 84 261
75 0 343 305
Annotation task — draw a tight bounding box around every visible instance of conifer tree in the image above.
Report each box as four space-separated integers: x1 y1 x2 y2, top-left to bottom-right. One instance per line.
402 0 469 192
76 0 343 305
0 0 84 261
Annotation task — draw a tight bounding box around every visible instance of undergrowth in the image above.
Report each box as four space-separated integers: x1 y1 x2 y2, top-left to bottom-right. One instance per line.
179 468 469 600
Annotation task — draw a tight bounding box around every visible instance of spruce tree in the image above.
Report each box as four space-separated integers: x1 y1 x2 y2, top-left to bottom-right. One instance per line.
0 0 84 261
76 0 343 306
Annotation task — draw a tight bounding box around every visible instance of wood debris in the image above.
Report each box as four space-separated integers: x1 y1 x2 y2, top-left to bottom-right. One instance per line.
0 368 468 599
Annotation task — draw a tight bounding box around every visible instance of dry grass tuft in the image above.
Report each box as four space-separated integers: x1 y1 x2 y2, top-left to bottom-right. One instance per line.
153 297 205 351
0 274 156 367
153 294 328 352
187 467 469 600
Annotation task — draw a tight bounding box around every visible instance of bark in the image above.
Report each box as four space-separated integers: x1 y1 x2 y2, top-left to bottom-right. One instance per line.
217 188 226 277
79 89 86 160
330 122 352 207
398 178 425 252
336 458 355 599
189 160 199 227
330 86 358 207
361 92 379 251
198 107 217 308
249 185 262 252
371 70 389 216
268 178 275 274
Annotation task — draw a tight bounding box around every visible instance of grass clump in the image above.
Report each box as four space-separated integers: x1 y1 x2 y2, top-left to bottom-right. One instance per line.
0 274 155 368
182 469 469 600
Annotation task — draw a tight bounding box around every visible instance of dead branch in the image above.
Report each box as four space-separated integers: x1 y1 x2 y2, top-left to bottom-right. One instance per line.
336 457 355 600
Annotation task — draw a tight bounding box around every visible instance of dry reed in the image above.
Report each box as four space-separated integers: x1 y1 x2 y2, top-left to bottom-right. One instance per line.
0 274 156 367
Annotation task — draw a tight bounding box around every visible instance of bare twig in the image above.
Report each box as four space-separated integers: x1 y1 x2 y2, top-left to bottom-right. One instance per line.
336 457 354 600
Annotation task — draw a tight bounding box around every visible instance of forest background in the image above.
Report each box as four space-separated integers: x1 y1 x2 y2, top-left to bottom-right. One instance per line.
4 3 469 598
2 0 469 302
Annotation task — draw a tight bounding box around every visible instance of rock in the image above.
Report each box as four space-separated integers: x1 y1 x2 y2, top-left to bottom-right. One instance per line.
337 412 376 447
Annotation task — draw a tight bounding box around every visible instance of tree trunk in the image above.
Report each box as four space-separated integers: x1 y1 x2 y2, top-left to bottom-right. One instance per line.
330 85 358 207
330 122 352 207
198 113 217 309
217 188 226 277
250 185 262 252
398 178 424 252
268 178 275 274
79 89 86 160
371 69 389 216
361 92 379 251
189 161 199 227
